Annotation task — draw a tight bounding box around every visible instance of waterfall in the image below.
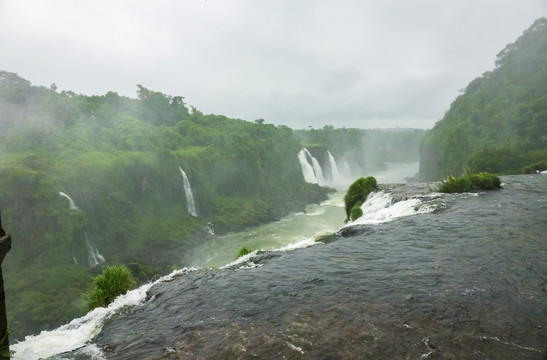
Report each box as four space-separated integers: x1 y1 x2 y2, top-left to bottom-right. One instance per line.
307 150 325 185
327 151 344 185
86 233 105 266
59 191 105 266
59 191 78 210
298 149 318 184
179 167 198 217
298 148 325 185
349 191 423 225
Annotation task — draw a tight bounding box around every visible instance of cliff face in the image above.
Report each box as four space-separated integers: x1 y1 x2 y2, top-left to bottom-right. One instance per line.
419 18 547 180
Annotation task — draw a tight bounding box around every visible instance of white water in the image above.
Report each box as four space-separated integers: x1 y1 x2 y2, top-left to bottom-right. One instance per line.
10 268 196 360
179 167 198 217
59 191 105 266
298 149 319 184
307 150 325 185
347 191 427 226
327 150 346 188
85 234 105 266
59 191 78 210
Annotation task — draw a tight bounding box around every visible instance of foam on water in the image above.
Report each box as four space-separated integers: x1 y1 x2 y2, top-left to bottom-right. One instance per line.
348 191 431 226
11 268 196 360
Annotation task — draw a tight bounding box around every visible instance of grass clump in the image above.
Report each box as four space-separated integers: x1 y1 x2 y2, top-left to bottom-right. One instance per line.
86 264 136 310
344 176 377 222
437 172 501 193
235 246 254 260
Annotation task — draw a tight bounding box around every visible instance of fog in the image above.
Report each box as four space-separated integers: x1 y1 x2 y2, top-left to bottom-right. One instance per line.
1 0 545 129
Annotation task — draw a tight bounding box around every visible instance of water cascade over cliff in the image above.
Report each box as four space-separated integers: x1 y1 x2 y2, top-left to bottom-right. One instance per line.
298 148 348 188
59 191 105 266
178 167 198 217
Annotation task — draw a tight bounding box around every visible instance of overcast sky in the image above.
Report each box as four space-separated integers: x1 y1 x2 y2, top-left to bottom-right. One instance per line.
1 1 545 129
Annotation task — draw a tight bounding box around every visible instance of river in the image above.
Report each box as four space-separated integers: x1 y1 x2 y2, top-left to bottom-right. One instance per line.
11 164 547 359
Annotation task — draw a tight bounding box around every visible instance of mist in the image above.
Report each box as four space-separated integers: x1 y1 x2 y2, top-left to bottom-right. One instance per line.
1 0 545 129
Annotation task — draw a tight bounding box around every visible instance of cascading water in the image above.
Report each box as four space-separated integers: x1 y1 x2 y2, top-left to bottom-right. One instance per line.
327 150 346 187
298 149 318 184
59 191 78 210
298 148 325 185
178 167 198 217
347 190 427 226
85 234 105 265
307 149 325 185
59 191 105 266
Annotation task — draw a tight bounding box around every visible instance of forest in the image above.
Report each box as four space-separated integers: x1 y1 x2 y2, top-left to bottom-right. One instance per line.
419 18 547 180
0 71 423 340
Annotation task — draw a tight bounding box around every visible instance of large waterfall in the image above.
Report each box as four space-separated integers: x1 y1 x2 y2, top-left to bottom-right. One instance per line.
179 167 198 217
298 148 347 187
298 148 325 185
297 149 318 184
59 191 105 266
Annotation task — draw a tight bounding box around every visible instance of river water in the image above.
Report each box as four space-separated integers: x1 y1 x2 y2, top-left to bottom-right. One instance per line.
11 165 547 359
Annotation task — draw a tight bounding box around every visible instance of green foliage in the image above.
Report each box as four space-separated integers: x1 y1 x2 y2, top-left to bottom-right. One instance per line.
523 160 547 173
437 172 501 193
344 177 377 221
419 18 547 180
349 202 363 221
85 265 136 310
235 246 254 260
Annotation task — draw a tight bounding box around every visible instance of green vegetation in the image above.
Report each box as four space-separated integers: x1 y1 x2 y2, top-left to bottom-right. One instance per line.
419 18 547 180
86 265 136 310
344 177 377 222
235 246 254 260
349 203 364 222
437 172 501 193
0 71 329 339
523 161 547 173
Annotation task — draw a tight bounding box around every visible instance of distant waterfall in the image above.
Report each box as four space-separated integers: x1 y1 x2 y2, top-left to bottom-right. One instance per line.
298 149 318 184
327 151 344 185
298 148 326 185
179 167 198 217
59 191 78 210
59 191 105 266
85 233 105 266
308 150 325 185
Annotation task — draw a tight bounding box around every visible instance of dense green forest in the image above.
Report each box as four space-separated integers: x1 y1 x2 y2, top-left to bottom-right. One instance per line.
0 73 331 339
419 18 547 180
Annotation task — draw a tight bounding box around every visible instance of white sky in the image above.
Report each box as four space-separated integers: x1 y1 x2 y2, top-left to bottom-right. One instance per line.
1 0 545 129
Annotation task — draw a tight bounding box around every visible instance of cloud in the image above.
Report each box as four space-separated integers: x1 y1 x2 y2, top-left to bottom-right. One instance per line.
0 0 545 129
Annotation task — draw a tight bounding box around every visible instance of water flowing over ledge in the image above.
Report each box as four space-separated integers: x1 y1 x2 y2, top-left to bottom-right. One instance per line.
10 268 197 360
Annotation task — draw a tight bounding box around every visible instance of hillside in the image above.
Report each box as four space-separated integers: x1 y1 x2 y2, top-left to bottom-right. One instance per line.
419 18 547 180
0 74 328 338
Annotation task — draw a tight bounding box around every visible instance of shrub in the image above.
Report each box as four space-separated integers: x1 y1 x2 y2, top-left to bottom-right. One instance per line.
344 176 377 220
86 265 136 310
437 172 501 193
235 246 254 260
349 202 363 221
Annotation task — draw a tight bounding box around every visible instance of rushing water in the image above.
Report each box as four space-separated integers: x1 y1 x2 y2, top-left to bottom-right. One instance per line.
11 166 547 359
